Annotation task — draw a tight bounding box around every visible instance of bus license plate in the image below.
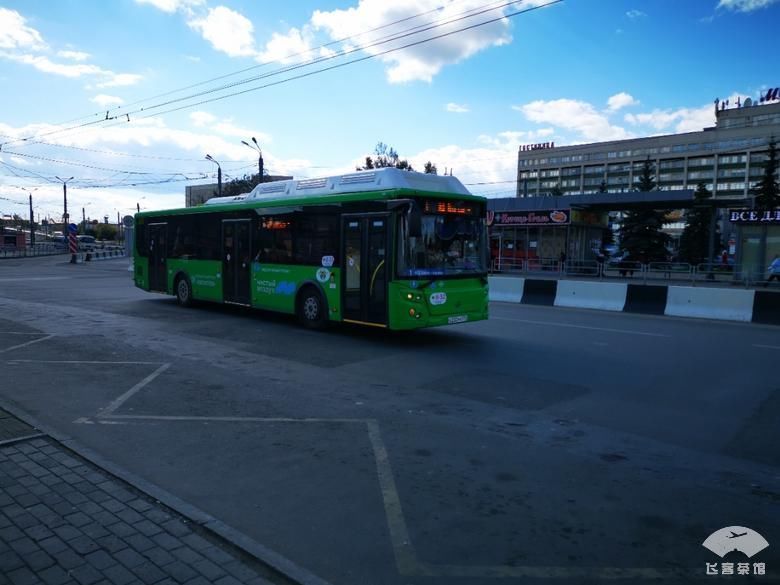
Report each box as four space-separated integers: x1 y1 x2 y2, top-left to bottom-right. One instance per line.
448 315 468 324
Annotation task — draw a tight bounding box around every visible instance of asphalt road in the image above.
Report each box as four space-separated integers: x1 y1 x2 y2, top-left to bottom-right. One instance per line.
1 255 778 584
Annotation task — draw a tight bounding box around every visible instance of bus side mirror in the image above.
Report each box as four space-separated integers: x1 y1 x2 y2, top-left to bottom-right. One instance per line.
408 203 422 238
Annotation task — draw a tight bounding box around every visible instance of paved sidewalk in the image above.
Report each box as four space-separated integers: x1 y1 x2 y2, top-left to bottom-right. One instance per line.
0 411 285 585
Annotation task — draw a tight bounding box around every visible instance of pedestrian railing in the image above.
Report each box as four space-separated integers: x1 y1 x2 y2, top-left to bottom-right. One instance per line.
489 258 778 289
0 243 68 259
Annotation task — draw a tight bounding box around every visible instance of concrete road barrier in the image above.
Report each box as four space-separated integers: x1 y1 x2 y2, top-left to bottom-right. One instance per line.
555 281 627 311
665 286 755 322
488 276 524 303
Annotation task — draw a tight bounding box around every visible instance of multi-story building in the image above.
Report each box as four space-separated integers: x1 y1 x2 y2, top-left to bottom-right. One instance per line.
508 97 780 271
516 100 780 201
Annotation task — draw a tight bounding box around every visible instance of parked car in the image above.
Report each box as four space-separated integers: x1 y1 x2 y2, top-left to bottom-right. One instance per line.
77 235 97 250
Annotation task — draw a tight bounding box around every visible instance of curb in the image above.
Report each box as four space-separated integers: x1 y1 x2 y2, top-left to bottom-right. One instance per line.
0 396 334 585
488 276 780 325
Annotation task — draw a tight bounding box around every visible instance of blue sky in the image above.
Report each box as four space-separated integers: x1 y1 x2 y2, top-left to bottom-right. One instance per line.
1 0 779 221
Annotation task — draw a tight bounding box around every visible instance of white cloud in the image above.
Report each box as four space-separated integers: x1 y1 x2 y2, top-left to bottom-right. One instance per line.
135 0 203 14
0 8 46 50
190 111 217 127
626 9 647 19
310 0 517 84
1 53 105 77
624 104 715 133
188 6 256 57
57 50 90 61
0 9 141 86
445 103 470 113
257 27 312 64
717 0 780 11
95 73 143 88
515 98 633 142
91 94 124 108
606 92 638 111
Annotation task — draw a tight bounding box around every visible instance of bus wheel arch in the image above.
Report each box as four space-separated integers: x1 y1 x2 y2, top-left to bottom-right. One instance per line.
296 282 328 329
174 272 193 307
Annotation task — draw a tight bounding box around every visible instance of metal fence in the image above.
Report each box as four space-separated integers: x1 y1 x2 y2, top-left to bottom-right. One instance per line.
490 257 777 288
0 243 68 259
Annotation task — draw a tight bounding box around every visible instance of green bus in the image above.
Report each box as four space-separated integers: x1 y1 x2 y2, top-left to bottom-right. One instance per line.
134 168 489 330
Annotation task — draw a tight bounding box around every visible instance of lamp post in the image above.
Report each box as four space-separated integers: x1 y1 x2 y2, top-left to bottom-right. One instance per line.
205 154 222 197
241 137 264 184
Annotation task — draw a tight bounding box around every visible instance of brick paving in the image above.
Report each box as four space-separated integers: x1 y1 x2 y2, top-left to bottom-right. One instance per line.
0 433 281 585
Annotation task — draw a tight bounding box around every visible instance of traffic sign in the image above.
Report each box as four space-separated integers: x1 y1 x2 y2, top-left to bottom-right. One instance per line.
68 223 78 234
122 215 134 227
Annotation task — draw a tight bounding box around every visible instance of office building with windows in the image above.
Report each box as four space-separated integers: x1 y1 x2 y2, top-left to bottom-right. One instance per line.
516 100 780 200
507 97 780 271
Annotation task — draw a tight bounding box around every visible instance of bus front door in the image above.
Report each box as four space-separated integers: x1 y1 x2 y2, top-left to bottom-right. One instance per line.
222 219 251 305
148 223 167 292
342 214 388 326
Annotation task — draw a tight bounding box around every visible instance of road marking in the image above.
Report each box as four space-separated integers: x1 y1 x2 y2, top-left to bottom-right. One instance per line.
98 363 171 417
82 412 713 580
753 343 780 350
491 317 671 337
0 276 71 282
0 334 55 354
0 332 43 335
365 420 418 575
103 414 361 424
6 360 163 365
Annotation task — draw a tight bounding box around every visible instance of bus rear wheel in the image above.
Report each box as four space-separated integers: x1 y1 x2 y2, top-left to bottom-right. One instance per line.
175 275 193 307
297 286 327 329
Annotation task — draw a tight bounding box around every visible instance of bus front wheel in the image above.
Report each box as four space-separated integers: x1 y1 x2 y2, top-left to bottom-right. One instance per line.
297 286 327 329
175 275 193 307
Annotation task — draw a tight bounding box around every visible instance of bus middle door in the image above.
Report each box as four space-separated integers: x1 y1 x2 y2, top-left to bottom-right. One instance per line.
222 219 251 305
342 214 388 326
148 223 168 292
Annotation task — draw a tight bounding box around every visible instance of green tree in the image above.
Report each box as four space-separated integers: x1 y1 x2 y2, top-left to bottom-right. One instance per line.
548 183 564 197
751 137 779 210
423 161 438 175
678 182 720 265
222 173 264 198
95 223 117 240
358 142 414 171
618 159 670 262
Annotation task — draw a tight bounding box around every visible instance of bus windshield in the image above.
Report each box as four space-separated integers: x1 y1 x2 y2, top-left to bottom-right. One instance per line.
398 211 487 277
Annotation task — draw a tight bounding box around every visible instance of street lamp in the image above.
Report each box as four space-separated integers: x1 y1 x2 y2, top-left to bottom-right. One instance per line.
241 137 264 184
205 154 222 197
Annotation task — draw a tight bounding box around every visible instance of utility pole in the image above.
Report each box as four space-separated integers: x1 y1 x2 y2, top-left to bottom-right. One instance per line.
55 176 74 232
82 208 86 234
29 194 35 247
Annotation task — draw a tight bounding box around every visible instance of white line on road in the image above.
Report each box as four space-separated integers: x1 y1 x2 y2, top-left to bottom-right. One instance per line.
6 360 163 365
103 414 363 424
98 363 171 417
753 343 780 350
0 334 55 354
490 317 671 337
0 332 44 335
0 276 72 282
